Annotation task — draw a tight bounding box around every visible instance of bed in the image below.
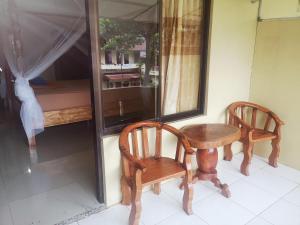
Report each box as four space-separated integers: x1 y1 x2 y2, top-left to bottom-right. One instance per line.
29 79 92 146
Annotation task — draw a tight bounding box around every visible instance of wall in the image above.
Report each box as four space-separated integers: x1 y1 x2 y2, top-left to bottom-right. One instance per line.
41 66 55 81
250 19 300 170
260 0 300 19
102 0 259 206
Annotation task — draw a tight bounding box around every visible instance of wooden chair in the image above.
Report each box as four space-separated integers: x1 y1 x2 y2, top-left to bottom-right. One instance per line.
119 121 194 225
225 102 284 176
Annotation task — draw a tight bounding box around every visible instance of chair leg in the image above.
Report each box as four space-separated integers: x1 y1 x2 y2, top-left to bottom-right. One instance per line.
269 139 280 168
152 183 161 195
121 176 131 205
223 144 233 161
240 141 254 176
129 171 142 225
182 173 193 215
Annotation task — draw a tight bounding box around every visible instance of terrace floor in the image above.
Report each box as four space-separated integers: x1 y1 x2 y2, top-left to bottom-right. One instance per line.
0 112 103 225
73 153 300 225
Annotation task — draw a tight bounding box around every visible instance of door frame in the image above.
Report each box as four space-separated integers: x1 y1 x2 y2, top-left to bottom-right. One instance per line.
87 0 106 204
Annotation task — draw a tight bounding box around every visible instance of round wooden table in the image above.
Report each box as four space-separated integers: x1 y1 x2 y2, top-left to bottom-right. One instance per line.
180 124 241 198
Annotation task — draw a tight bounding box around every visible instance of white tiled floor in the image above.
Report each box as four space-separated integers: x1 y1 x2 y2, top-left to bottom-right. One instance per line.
0 150 102 225
0 116 102 225
75 153 300 225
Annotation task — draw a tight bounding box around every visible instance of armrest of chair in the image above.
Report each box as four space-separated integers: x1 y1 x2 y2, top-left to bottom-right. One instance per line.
248 129 256 142
120 146 147 172
180 137 195 155
269 112 284 126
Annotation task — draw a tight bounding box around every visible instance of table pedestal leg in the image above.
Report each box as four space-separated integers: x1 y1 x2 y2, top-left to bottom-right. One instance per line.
193 148 231 198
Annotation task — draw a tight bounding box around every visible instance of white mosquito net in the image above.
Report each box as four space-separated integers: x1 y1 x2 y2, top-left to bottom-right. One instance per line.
0 0 86 139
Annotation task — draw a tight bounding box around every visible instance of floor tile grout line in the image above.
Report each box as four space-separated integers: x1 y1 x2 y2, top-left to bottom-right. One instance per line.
7 181 103 225
224 194 257 218
129 190 180 225
279 185 300 207
152 208 210 225
238 168 299 197
242 177 297 199
233 178 283 198
148 185 211 225
6 180 76 205
250 154 300 184
161 181 217 205
153 210 184 225
193 213 210 225
219 156 268 176
244 216 258 225
157 164 299 225
283 197 300 207
261 166 300 185
245 215 275 225
220 164 299 217
59 205 106 225
225 178 281 214
191 174 282 224
228 191 279 217
192 192 257 225
159 190 183 206
248 184 300 224
161 177 243 207
201 178 244 201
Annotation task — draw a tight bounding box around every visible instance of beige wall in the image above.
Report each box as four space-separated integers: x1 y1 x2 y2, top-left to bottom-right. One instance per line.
101 0 259 207
260 0 300 19
250 20 300 170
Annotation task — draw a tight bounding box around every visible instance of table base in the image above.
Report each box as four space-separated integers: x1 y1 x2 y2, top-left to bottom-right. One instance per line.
194 148 231 198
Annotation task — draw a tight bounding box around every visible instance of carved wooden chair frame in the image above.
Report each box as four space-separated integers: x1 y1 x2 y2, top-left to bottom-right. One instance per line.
119 121 194 225
225 101 284 176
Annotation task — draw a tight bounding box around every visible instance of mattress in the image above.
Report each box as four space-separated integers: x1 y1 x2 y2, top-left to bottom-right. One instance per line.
33 80 91 112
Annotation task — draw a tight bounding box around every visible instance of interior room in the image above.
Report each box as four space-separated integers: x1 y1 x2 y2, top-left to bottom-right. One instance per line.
1 0 300 225
0 4 103 224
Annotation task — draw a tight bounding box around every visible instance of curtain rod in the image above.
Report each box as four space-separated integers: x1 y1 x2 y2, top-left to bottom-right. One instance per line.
258 16 300 22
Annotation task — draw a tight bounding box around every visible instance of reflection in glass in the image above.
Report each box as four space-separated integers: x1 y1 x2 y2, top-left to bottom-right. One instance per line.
99 0 159 128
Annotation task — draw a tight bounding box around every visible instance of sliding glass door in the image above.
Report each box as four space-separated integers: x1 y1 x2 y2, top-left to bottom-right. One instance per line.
98 0 160 133
88 0 210 203
94 0 210 135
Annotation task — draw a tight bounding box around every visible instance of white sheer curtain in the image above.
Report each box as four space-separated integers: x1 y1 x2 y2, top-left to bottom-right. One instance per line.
0 0 86 140
0 52 6 101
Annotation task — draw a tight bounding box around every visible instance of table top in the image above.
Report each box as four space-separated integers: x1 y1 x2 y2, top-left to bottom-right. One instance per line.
180 124 241 149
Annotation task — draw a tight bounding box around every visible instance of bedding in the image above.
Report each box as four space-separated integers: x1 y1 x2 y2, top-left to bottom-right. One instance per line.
32 79 91 112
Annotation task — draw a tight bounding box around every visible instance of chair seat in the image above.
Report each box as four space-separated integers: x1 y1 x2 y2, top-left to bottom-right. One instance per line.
252 129 277 142
141 157 186 186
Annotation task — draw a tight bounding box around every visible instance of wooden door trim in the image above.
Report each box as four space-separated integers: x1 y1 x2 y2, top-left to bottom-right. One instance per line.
88 0 106 204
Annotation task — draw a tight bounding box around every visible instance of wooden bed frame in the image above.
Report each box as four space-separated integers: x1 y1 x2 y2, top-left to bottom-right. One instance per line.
29 105 92 148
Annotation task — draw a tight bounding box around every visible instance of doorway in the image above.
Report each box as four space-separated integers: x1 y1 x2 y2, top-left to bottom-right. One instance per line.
0 1 105 225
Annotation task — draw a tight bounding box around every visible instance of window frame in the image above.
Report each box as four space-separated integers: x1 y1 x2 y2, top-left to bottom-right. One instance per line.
104 50 113 64
100 0 211 136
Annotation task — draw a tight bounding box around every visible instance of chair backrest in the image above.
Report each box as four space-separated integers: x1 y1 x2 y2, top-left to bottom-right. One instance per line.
228 101 274 131
119 121 185 162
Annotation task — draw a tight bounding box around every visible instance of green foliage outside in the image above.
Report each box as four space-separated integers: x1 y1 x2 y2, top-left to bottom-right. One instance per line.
99 18 145 54
99 18 159 80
